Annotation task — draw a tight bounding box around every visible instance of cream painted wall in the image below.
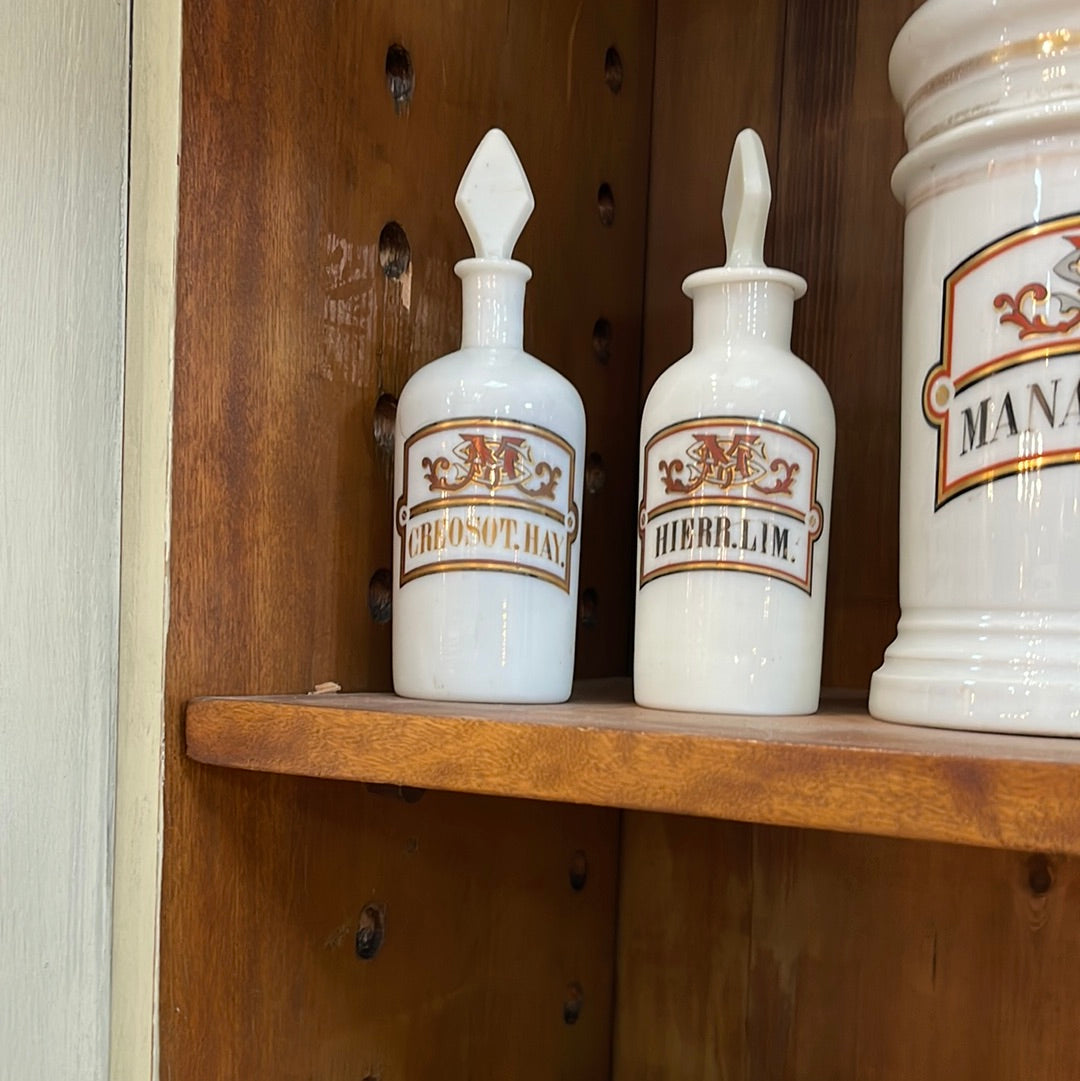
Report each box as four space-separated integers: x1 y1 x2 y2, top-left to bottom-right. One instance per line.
110 0 181 1076
0 2 131 1078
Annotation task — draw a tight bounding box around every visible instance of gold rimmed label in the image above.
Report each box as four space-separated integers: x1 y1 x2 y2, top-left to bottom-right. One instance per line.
638 417 823 593
397 417 578 592
925 211 1080 508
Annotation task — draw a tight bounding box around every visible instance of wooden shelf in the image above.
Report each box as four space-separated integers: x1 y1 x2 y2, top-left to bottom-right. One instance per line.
186 679 1080 854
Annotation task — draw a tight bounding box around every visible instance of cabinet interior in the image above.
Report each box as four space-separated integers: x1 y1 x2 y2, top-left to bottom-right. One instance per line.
163 0 1080 1077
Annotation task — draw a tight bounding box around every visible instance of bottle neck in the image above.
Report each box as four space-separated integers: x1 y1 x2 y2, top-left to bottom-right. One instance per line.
457 258 530 349
689 280 795 349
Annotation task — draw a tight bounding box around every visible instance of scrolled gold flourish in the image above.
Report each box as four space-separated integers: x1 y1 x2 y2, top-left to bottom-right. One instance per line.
752 458 798 496
422 456 471 492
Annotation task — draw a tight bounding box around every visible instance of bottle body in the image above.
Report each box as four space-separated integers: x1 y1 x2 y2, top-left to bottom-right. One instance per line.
392 347 585 703
634 284 834 715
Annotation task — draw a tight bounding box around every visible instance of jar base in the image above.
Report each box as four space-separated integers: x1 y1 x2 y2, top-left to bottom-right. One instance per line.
870 609 1080 736
393 671 572 706
634 681 820 717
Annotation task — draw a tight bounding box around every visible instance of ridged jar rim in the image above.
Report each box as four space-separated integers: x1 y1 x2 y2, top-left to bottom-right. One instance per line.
891 96 1080 204
890 0 1080 148
681 266 807 300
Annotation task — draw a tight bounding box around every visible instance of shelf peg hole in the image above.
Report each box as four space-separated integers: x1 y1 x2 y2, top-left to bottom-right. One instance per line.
379 221 411 279
604 46 623 93
579 588 598 628
563 981 584 1024
355 903 386 960
585 453 605 495
569 850 588 890
366 782 425 803
373 392 397 454
385 43 414 110
597 184 615 227
592 317 612 364
367 568 393 624
1028 853 1054 896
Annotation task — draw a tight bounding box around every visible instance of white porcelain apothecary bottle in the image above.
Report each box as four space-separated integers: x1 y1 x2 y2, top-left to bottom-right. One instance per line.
634 129 835 715
870 0 1080 735
392 129 586 703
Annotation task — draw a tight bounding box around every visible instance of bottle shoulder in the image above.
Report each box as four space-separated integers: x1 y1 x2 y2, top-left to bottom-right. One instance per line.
642 346 835 437
398 347 585 434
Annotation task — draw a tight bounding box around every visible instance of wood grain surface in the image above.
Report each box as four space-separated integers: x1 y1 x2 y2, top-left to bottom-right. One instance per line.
640 0 786 395
187 682 1080 855
161 0 654 1076
773 0 917 691
745 828 1080 1080
166 0 1080 1078
614 3 1080 1079
617 820 1080 1081
612 814 753 1081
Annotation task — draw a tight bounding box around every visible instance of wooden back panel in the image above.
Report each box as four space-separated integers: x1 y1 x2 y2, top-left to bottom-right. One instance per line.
161 0 655 1076
618 4 1080 1080
162 0 1070 1078
615 815 1080 1081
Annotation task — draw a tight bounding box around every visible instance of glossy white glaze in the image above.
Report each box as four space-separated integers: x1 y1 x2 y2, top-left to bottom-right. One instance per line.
392 130 585 703
871 0 1080 734
634 130 835 715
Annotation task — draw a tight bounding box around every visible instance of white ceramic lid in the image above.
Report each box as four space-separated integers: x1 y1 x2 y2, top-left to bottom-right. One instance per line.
890 0 1080 148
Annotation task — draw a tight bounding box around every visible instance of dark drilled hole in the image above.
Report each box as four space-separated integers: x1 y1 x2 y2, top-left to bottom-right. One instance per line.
592 317 612 364
366 782 425 803
385 43 414 110
367 568 392 624
597 183 615 227
585 452 605 495
579 588 598 628
373 392 397 454
569 850 588 891
604 46 623 93
563 982 584 1024
378 221 411 279
355 904 386 960
1028 853 1054 895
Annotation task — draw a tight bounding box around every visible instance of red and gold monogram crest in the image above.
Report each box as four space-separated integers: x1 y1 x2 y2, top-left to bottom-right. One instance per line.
422 433 560 500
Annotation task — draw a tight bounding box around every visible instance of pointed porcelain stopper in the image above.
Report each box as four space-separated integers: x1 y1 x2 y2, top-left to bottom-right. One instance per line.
455 129 535 261
683 127 806 297
722 129 771 269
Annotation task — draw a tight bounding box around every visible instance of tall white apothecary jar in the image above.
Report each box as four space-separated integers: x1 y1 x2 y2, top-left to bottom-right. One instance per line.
870 0 1080 734
392 129 585 704
635 130 834 715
